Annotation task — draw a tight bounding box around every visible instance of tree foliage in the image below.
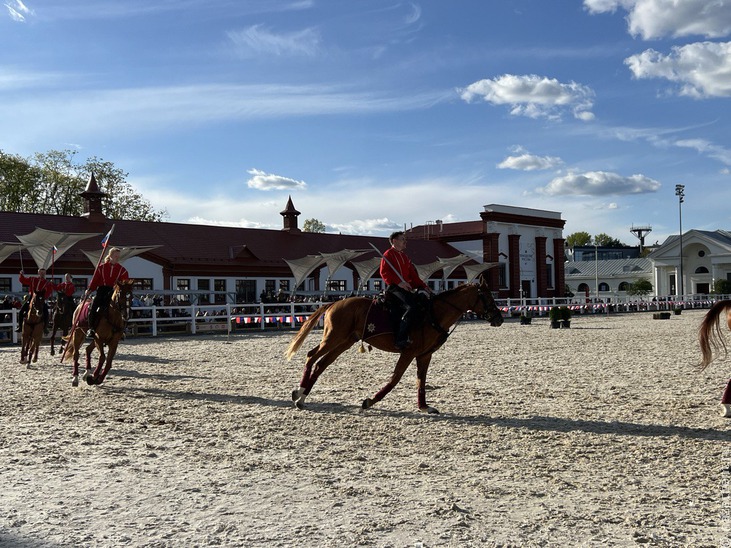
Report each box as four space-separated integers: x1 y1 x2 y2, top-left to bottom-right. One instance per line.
565 231 592 247
627 279 653 296
0 149 167 221
713 278 731 295
593 233 625 247
303 218 326 233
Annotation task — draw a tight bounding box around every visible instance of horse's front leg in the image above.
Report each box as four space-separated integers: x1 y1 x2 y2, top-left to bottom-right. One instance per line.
362 353 414 411
50 328 57 356
97 341 119 384
415 353 438 414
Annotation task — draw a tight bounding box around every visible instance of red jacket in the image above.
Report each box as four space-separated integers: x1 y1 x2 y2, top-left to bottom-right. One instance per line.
379 247 426 289
88 262 129 292
55 281 76 297
19 273 54 299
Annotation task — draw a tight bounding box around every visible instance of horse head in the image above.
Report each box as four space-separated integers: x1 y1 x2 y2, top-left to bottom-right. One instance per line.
112 279 135 322
474 278 504 327
30 291 45 316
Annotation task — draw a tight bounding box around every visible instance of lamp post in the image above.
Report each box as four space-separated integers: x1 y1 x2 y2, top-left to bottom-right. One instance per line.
594 243 599 301
675 184 685 299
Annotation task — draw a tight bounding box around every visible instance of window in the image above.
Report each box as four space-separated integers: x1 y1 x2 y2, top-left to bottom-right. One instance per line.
214 279 226 304
698 250 706 257
327 280 346 292
546 264 554 289
695 266 709 274
279 280 290 292
618 282 630 291
598 282 610 292
236 280 257 303
177 279 190 291
133 279 153 291
0 277 10 293
498 263 507 288
73 277 88 292
197 279 210 304
372 280 383 292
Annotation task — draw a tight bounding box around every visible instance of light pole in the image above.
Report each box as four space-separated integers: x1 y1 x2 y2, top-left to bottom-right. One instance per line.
675 184 685 299
594 243 599 301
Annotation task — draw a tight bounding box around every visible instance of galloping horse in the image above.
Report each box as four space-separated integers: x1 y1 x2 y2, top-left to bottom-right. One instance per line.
20 292 45 365
50 294 75 357
286 279 504 414
697 299 731 417
63 279 134 387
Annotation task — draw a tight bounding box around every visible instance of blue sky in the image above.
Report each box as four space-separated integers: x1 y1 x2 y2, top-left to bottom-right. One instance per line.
2 0 730 245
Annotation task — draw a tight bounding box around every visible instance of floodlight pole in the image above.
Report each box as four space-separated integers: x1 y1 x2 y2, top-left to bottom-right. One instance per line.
675 184 685 300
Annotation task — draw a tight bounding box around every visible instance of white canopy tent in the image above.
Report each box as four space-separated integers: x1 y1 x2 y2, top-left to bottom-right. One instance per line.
284 255 328 291
15 228 101 271
463 262 500 283
82 245 163 267
0 242 24 265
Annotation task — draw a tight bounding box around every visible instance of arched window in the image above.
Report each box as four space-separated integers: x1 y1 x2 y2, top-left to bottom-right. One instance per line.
599 282 610 292
618 282 630 291
578 283 590 293
695 266 709 274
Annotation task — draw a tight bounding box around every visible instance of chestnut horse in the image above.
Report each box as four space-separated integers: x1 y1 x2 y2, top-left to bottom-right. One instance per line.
698 299 731 417
63 280 134 387
50 294 75 357
286 280 504 414
20 292 45 365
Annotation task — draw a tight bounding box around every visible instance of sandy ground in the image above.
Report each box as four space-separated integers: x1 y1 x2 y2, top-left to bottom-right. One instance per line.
0 309 729 547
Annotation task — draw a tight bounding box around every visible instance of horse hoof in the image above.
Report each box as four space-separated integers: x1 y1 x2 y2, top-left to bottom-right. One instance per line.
721 403 731 418
419 406 440 414
83 372 94 386
71 376 79 387
291 389 300 402
50 349 55 356
361 398 373 410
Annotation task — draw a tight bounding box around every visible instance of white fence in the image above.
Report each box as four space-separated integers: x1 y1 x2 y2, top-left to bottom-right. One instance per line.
1 294 726 344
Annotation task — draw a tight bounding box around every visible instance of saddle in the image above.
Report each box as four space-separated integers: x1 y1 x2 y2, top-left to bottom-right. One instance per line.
362 293 431 343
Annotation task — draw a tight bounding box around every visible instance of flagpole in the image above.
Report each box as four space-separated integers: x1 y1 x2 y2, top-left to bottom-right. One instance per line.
61 224 115 364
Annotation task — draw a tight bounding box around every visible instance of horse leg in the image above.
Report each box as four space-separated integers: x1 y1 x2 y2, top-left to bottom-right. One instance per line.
50 327 57 356
415 354 438 414
83 341 98 385
292 339 354 409
362 353 415 411
97 341 119 384
721 379 731 418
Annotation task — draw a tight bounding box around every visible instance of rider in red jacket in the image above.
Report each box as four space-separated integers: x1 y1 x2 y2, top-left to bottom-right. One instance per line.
379 231 432 349
85 247 129 337
17 268 53 332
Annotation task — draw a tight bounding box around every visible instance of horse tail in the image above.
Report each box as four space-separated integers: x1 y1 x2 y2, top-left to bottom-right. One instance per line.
285 304 332 361
698 300 731 370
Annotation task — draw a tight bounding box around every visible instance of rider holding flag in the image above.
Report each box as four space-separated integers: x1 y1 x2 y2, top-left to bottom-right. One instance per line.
17 268 53 332
85 247 129 338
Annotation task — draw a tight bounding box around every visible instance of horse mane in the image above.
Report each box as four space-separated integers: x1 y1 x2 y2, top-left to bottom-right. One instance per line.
433 283 474 301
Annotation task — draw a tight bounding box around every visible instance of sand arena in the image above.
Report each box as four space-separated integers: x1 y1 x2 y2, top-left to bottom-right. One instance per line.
0 309 728 547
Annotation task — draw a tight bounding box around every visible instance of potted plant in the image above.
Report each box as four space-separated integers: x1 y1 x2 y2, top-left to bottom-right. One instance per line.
520 310 532 325
559 306 572 328
673 306 683 315
549 306 561 329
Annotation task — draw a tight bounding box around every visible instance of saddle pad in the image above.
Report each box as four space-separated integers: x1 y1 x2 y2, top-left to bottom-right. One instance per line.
362 299 395 342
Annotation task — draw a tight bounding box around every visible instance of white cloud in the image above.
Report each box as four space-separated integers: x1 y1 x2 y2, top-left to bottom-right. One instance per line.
498 152 563 171
584 0 731 39
4 0 32 21
227 25 321 57
459 74 595 121
539 171 661 196
625 41 731 98
246 168 307 191
674 138 731 165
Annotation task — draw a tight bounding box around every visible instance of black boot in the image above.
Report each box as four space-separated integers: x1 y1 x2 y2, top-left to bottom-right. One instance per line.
394 311 413 349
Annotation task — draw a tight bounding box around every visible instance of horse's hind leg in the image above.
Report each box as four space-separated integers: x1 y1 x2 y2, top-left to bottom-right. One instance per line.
292 339 354 409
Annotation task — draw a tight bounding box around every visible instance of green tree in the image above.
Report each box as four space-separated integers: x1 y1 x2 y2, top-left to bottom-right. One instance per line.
713 278 731 295
565 231 592 247
303 218 326 233
627 279 653 296
0 148 167 221
594 233 625 247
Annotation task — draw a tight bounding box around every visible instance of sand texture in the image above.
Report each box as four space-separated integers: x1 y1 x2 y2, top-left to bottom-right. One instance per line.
1 309 729 547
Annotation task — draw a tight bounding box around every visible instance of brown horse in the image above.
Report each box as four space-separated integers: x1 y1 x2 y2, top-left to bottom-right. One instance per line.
50 294 75 357
697 299 731 417
20 292 45 365
286 279 504 414
63 280 134 387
